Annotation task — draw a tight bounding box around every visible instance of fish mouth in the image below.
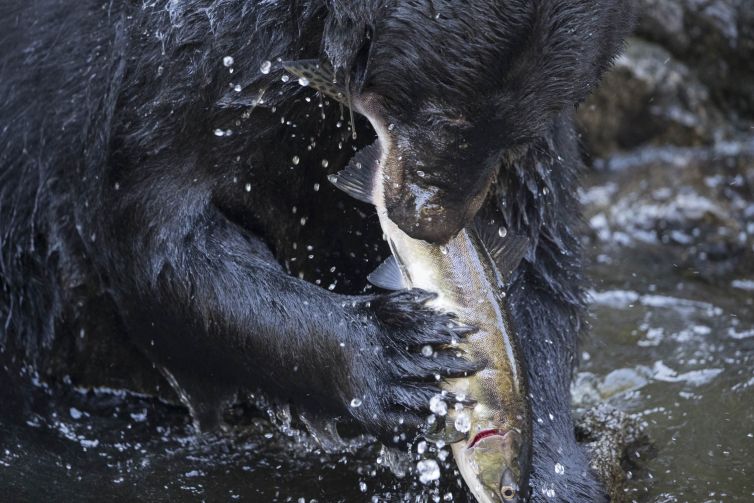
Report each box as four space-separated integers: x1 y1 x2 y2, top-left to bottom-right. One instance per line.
468 428 508 448
466 429 528 502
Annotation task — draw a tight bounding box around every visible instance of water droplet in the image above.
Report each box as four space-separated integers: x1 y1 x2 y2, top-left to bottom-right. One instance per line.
292 155 300 165
359 481 367 492
244 183 251 192
498 226 508 238
421 345 434 357
213 128 225 136
233 84 242 92
350 398 362 408
416 459 440 484
298 77 309 86
388 123 395 131
260 60 271 74
429 395 448 416
281 74 290 82
222 56 234 67
321 159 329 168
417 170 426 178
313 183 320 191
440 246 448 255
555 462 564 475
454 410 471 433
542 186 549 195
417 440 427 454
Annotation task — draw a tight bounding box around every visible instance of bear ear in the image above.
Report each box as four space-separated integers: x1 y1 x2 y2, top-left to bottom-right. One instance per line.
283 59 350 106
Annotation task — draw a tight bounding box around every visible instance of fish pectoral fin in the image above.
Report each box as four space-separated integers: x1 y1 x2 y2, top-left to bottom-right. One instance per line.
475 219 530 279
282 59 350 106
327 141 381 204
367 255 405 290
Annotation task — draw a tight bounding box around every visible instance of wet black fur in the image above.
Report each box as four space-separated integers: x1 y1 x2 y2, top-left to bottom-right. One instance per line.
0 1 633 501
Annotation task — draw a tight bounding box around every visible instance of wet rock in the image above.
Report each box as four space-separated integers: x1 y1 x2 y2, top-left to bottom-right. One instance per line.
575 404 654 503
578 1 754 157
635 0 754 118
582 141 754 278
578 38 727 157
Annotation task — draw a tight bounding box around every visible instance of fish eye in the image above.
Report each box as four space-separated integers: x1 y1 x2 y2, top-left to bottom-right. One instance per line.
501 485 516 500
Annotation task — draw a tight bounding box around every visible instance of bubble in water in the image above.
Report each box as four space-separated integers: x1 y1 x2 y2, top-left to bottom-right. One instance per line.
292 155 300 165
298 77 310 86
417 440 427 454
454 410 471 433
350 398 363 408
223 56 234 67
281 74 290 82
260 60 272 74
417 459 441 484
429 395 448 416
498 226 508 238
555 462 564 475
421 345 434 357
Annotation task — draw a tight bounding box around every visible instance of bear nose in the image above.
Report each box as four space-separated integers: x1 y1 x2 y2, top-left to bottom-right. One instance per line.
386 195 466 244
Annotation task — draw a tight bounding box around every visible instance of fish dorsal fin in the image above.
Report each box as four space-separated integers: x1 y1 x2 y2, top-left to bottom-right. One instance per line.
282 59 349 106
476 220 529 279
327 141 381 204
367 256 405 290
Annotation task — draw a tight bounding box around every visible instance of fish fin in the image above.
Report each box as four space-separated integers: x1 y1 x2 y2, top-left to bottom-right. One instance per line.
367 256 405 290
327 141 381 204
476 220 529 279
282 59 349 106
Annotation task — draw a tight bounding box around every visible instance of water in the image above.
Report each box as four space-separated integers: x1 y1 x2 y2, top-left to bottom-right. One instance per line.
580 242 754 502
1 159 753 501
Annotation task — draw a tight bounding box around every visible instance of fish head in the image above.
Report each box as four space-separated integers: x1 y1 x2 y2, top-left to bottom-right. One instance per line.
465 429 529 503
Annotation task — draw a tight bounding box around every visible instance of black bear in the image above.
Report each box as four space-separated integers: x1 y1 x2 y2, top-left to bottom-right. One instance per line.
0 0 633 501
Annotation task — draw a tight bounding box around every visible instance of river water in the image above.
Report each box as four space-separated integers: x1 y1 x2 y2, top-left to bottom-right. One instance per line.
1 165 753 502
